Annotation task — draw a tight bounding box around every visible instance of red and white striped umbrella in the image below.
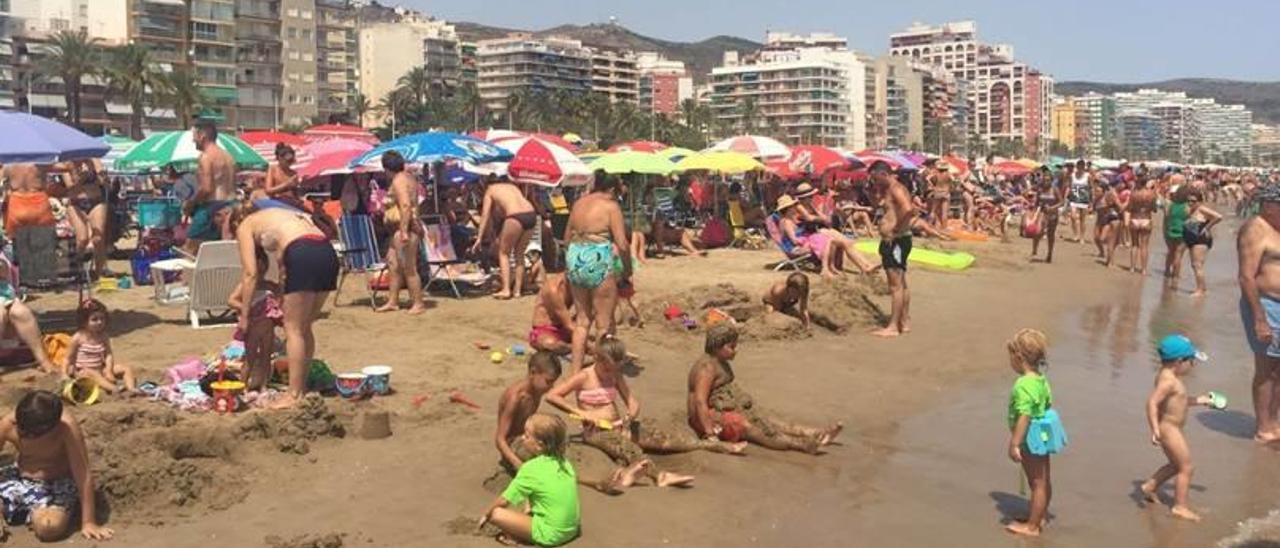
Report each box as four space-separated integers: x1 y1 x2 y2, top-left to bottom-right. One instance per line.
708 135 790 160
472 129 578 151
240 131 311 167
493 137 592 188
302 124 378 145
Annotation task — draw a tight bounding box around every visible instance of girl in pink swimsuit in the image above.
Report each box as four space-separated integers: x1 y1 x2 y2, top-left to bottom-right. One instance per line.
63 299 137 395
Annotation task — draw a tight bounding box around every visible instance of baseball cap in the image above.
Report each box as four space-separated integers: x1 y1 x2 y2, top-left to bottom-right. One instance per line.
1157 334 1207 362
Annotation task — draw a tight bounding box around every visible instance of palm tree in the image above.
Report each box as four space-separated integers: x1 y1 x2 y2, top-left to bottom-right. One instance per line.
161 68 209 126
350 92 371 127
104 44 167 139
376 87 414 138
454 83 486 132
737 98 760 134
42 29 102 129
396 66 432 107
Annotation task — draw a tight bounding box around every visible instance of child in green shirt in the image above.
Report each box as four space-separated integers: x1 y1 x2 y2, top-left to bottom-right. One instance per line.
479 414 580 546
1004 328 1065 538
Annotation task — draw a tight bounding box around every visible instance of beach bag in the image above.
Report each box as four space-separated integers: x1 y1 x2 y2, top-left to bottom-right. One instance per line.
1025 408 1068 456
700 216 730 248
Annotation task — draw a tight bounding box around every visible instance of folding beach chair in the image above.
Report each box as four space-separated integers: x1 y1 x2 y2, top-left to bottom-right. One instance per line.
333 213 387 308
548 192 571 244
764 213 818 272
187 241 242 328
10 226 91 303
423 218 491 299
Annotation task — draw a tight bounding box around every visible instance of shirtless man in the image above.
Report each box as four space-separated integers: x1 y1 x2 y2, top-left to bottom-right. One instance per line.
183 119 236 253
687 323 838 453
563 173 631 373
927 162 953 230
528 272 575 355
471 175 537 299
0 391 113 541
494 352 564 472
376 151 425 314
1128 178 1158 275
871 161 917 338
1237 183 1280 443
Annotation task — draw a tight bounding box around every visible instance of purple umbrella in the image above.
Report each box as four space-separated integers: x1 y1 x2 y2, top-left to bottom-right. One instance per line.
0 111 109 163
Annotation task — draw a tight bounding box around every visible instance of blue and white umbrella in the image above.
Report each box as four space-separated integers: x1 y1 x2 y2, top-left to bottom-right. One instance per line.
0 111 109 163
348 131 512 170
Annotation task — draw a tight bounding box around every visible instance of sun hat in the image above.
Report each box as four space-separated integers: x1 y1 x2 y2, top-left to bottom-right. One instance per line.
1157 334 1208 362
793 182 818 199
775 194 800 212
933 160 953 172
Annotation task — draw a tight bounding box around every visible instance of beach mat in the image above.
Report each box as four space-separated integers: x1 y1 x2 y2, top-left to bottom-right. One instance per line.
854 240 975 271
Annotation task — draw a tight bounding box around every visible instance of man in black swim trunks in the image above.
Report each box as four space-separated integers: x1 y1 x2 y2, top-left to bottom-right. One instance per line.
870 161 917 338
471 175 539 299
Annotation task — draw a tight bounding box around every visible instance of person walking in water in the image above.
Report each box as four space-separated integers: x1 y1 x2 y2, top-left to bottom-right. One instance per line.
870 161 917 338
1237 183 1280 443
1183 190 1222 298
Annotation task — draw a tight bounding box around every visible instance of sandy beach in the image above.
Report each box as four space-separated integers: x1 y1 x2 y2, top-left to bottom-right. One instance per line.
0 227 1275 548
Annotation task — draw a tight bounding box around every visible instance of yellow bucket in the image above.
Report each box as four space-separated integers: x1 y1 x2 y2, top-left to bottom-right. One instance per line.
61 377 100 406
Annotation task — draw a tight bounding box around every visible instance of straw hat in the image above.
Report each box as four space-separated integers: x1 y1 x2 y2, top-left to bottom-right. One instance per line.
793 182 818 199
776 194 800 212
933 160 953 173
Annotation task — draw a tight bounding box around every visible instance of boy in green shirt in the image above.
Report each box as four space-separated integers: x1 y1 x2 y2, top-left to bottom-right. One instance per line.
480 414 580 546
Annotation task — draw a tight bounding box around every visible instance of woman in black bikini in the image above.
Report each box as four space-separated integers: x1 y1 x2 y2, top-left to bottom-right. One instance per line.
64 161 111 277
1028 173 1062 263
1183 190 1223 297
229 202 339 408
1097 181 1124 267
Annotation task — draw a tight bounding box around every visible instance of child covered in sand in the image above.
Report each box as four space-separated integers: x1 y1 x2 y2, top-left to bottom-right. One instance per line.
479 414 580 547
762 272 810 328
1141 334 1215 522
687 324 840 453
1004 329 1067 537
61 299 137 395
228 248 283 390
0 390 113 541
529 273 576 356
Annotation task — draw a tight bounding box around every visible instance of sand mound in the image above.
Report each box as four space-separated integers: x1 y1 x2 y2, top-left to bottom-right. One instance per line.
265 532 347 548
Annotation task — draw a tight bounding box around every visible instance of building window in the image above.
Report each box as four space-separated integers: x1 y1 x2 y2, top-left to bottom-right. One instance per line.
287 27 297 39
286 8 298 17
288 72 299 81
302 29 312 40
301 10 312 19
303 73 314 83
288 50 299 60
302 53 313 62
304 96 314 105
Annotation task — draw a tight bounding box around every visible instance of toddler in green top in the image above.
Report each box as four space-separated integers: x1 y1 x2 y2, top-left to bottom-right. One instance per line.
479 413 580 546
1004 328 1054 537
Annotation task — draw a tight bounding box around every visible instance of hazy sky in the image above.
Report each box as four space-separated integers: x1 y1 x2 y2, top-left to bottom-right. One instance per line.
405 0 1280 82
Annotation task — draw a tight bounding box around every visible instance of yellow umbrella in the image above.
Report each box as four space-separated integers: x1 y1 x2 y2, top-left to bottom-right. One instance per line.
673 151 764 174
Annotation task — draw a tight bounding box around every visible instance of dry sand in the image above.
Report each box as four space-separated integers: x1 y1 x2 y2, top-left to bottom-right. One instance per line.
0 237 1143 547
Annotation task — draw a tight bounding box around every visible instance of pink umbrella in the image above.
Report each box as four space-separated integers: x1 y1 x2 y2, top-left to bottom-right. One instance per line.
787 145 852 174
302 124 378 145
297 138 375 179
854 151 902 171
709 135 790 159
494 137 592 188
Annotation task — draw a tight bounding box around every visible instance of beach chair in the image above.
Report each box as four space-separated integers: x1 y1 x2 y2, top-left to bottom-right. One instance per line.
548 192 571 243
10 225 90 303
423 219 491 299
187 241 242 329
764 213 818 271
653 186 694 229
333 213 387 308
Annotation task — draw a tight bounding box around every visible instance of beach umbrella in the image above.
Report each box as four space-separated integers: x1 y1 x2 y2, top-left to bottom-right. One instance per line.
99 135 138 171
577 151 606 163
940 155 971 178
0 111 110 163
302 124 378 145
349 131 512 170
899 151 929 167
673 151 765 174
708 135 790 160
1015 158 1042 170
854 151 903 171
562 133 583 146
657 147 696 161
607 140 668 153
297 138 374 180
786 145 851 175
470 129 577 151
588 151 675 175
240 130 309 165
494 136 593 187
992 160 1032 176
113 130 265 173
880 151 921 170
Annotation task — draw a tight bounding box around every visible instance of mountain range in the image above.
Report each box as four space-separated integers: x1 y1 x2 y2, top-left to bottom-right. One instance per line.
451 19 1278 125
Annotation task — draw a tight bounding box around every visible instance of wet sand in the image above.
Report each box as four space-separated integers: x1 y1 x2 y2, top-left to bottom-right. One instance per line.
1 224 1273 547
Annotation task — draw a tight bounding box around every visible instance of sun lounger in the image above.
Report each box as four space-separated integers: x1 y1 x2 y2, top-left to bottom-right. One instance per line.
333 213 387 308
187 241 242 328
423 218 491 299
764 213 818 272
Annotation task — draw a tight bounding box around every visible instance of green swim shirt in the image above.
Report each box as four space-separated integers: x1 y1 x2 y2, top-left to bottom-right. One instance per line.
502 455 580 546
1007 373 1053 430
1165 201 1188 240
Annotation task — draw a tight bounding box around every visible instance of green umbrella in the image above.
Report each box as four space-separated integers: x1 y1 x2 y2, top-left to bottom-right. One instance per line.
588 151 675 175
100 135 138 171
113 130 266 173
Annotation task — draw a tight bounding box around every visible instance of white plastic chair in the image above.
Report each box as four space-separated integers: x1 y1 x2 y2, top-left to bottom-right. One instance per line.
187 241 242 328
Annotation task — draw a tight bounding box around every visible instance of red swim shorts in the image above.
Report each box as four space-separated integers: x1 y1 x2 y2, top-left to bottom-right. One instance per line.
690 411 748 443
528 324 570 348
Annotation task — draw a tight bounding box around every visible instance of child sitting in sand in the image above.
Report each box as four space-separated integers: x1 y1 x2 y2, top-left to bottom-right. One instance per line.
615 277 643 328
1004 328 1067 537
479 414 580 547
228 248 283 391
762 272 810 328
0 390 113 541
687 323 841 453
61 299 136 395
548 337 744 489
529 273 576 356
1141 334 1215 522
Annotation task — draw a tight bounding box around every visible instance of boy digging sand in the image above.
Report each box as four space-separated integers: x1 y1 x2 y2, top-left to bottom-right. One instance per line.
0 390 113 541
762 272 810 328
1142 334 1215 522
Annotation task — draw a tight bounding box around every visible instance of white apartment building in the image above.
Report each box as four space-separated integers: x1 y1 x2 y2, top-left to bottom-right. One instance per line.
358 14 459 126
763 31 847 52
1191 99 1252 161
1073 92 1116 157
590 48 638 105
709 44 869 149
476 35 592 110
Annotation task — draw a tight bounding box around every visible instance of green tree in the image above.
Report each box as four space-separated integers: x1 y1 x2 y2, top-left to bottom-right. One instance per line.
737 98 760 134
350 92 371 128
454 83 486 132
43 29 102 129
104 43 167 139
160 68 208 127
396 66 432 107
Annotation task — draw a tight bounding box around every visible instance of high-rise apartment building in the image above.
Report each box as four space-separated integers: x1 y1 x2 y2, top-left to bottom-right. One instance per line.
1073 92 1115 157
710 39 870 149
1253 124 1280 166
1117 109 1162 160
0 0 13 110
590 48 639 105
236 0 284 130
1150 102 1193 161
458 42 477 84
189 0 238 124
872 55 923 149
358 12 460 126
475 35 593 110
1190 99 1252 162
313 0 356 122
636 52 691 116
1049 97 1077 151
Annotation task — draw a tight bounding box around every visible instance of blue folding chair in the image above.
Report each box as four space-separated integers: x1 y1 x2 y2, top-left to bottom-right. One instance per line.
334 214 387 308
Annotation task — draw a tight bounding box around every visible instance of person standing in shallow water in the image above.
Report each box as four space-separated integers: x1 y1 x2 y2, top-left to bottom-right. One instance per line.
870 161 917 338
1237 183 1280 443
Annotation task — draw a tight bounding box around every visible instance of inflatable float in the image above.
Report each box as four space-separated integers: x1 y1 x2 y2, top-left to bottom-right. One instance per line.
854 240 976 271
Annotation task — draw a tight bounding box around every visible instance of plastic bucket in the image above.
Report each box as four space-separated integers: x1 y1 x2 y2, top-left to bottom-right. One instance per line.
61 377 100 406
361 365 392 395
335 373 368 399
